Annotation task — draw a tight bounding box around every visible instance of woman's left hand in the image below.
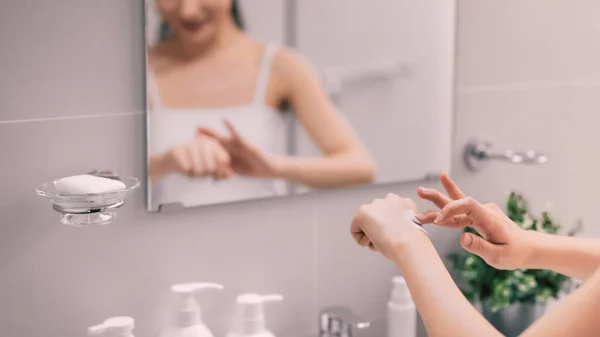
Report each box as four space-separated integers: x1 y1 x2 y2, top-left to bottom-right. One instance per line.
351 194 426 260
197 120 280 178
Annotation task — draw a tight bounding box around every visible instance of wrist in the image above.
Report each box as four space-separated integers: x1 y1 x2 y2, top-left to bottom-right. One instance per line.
269 154 288 178
160 151 177 175
391 231 434 269
150 152 172 182
521 230 547 269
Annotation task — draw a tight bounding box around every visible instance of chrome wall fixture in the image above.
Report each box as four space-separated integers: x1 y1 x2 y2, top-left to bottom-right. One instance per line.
464 139 548 172
319 306 371 337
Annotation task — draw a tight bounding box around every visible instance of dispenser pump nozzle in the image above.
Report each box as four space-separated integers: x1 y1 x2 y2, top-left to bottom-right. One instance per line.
233 293 284 335
88 317 135 337
170 282 224 327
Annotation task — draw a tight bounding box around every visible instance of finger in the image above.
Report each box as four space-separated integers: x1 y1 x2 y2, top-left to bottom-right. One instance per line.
189 142 206 177
439 214 474 229
213 168 229 180
351 207 369 244
368 243 378 252
440 173 465 200
213 143 231 177
197 127 228 143
435 197 485 224
417 186 452 208
172 147 193 176
417 210 471 228
185 143 204 177
352 229 366 246
460 233 500 264
211 147 231 180
202 142 217 174
415 210 439 223
358 234 371 247
224 119 242 140
451 214 474 227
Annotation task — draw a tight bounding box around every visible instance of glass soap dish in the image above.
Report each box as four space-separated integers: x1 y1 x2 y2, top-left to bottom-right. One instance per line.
35 171 140 226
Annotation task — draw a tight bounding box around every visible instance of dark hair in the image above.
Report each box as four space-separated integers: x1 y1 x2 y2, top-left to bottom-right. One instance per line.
159 0 245 41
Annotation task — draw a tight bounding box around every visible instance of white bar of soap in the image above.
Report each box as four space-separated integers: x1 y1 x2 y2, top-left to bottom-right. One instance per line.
55 174 126 194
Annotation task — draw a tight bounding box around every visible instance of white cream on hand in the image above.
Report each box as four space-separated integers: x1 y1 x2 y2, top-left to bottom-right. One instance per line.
403 209 429 236
55 174 126 194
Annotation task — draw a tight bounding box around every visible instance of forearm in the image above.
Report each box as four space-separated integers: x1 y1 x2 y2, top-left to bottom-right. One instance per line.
525 232 600 280
521 266 600 337
272 152 375 189
149 152 172 185
393 234 502 337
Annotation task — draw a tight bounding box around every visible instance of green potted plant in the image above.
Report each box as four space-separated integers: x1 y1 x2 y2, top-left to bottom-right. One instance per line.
447 192 580 336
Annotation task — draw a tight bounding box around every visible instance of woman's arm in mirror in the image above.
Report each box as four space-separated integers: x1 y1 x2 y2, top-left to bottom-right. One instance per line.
149 152 173 185
271 48 376 188
148 136 233 186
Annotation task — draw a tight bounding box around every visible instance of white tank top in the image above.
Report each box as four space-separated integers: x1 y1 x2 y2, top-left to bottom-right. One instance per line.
147 43 289 210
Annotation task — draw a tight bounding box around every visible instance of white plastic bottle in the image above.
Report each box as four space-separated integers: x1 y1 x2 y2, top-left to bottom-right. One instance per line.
160 282 225 337
88 316 135 337
225 293 283 337
387 276 417 337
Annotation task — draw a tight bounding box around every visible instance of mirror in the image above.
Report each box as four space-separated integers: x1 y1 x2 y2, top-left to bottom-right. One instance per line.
145 0 455 211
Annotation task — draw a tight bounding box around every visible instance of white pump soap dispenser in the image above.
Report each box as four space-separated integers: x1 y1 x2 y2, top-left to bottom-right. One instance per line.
88 316 135 337
387 276 417 337
226 293 283 337
160 282 224 337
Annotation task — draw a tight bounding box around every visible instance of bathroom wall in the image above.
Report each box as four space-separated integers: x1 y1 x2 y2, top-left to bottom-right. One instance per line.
1 1 600 337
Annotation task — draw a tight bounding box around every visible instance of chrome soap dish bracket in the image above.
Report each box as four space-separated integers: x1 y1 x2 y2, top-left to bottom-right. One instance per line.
464 139 549 172
35 169 140 227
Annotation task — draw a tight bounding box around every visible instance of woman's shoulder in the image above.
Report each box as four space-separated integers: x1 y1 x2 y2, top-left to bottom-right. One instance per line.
271 45 309 69
271 45 317 82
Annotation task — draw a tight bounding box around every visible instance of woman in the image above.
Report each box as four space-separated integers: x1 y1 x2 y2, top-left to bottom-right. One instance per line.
147 0 375 209
351 173 600 336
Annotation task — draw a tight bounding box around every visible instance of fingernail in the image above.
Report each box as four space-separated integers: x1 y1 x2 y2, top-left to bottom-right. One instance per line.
434 212 445 223
463 234 473 246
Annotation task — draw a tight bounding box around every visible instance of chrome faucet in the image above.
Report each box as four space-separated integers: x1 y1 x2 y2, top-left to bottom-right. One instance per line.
319 307 371 337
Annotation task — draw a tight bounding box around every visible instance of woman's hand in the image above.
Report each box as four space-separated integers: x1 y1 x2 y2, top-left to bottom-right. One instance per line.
351 193 427 260
416 173 536 270
197 120 280 178
165 134 233 180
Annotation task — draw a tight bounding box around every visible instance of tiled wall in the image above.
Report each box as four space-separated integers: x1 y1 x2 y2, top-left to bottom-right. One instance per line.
1 1 599 337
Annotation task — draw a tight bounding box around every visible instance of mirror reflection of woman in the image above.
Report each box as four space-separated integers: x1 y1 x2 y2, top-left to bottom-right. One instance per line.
147 0 375 208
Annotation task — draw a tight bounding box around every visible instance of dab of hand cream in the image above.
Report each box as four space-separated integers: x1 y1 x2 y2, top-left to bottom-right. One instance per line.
55 174 126 194
403 209 429 236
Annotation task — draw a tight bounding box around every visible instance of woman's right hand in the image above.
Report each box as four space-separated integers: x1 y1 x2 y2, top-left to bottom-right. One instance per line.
165 134 233 180
416 174 537 270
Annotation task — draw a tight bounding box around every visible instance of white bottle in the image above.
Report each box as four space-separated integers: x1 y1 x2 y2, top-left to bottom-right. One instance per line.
160 282 225 337
387 276 417 337
88 316 135 337
225 293 283 337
